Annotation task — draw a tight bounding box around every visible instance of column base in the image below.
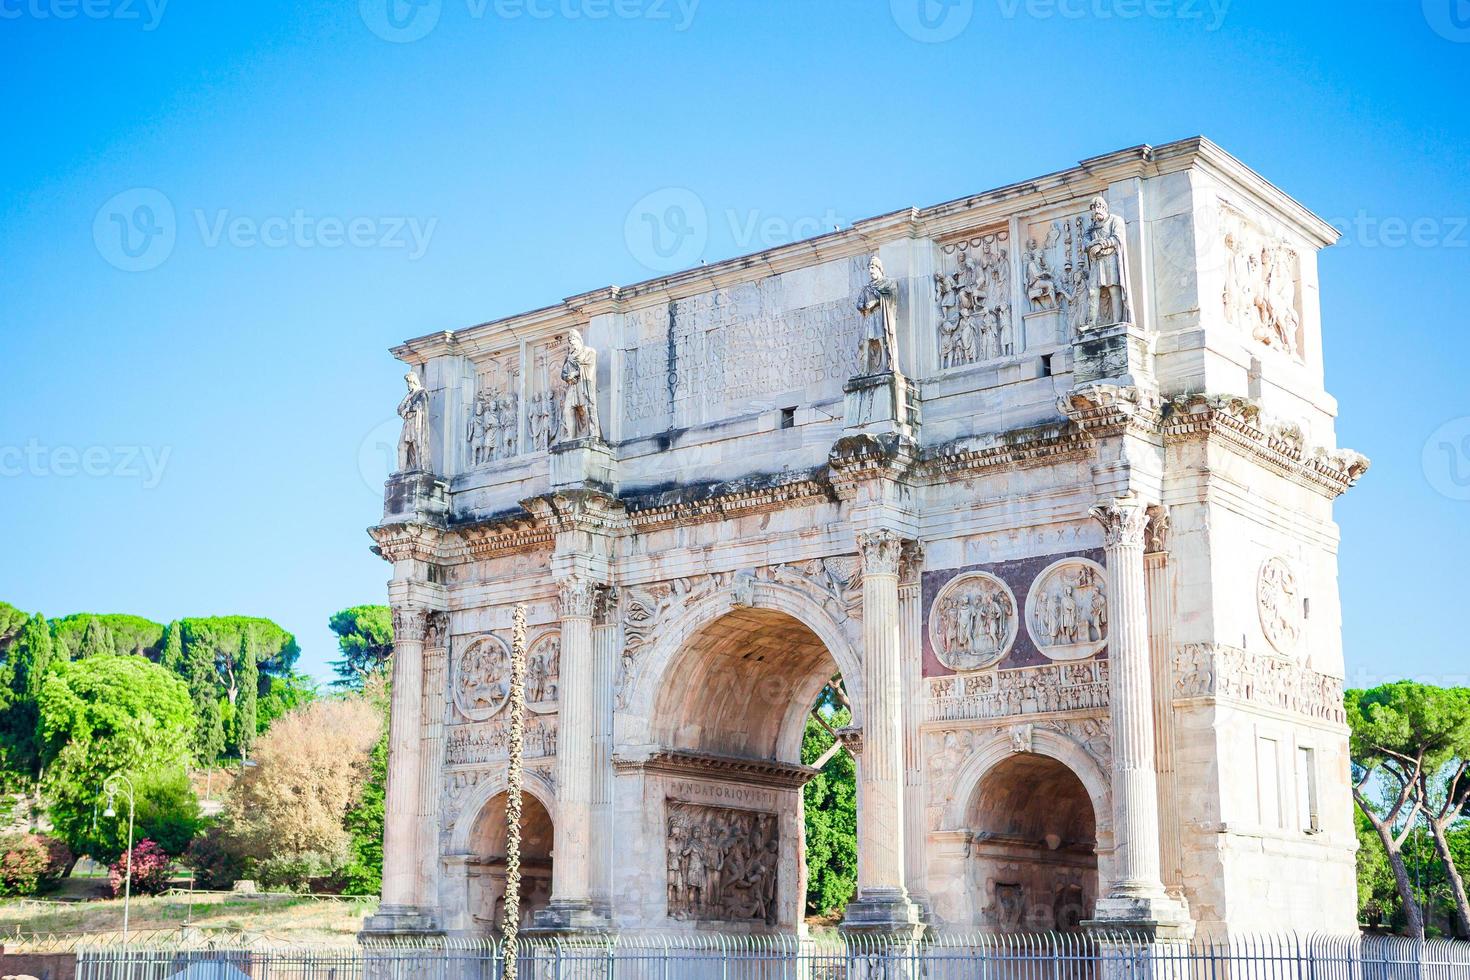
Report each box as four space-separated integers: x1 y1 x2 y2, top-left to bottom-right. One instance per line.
840 889 926 939
526 899 609 936
1085 892 1194 941
549 438 616 492
359 904 442 939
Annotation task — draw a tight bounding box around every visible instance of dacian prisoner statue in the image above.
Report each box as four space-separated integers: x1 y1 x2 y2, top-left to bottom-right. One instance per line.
366 139 1368 943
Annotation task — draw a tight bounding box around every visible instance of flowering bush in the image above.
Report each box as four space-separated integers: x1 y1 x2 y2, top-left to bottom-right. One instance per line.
0 833 50 896
37 834 75 886
108 838 172 896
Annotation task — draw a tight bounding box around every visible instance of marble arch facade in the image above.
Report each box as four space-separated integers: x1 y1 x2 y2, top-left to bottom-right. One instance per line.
365 139 1367 941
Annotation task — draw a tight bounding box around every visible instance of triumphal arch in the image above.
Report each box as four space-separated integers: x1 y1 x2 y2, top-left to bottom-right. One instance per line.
364 139 1367 942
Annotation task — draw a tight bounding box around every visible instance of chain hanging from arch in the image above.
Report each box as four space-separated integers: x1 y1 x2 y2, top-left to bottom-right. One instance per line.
501 604 527 980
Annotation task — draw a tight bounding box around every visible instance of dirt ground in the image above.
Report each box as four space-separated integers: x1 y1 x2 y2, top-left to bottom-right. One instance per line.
0 891 379 943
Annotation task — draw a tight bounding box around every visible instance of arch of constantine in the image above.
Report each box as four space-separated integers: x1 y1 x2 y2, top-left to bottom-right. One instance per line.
363 138 1368 941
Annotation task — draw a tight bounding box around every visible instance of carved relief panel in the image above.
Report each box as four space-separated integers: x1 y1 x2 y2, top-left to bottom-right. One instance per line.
934 230 1015 369
928 572 1018 671
1024 558 1108 662
525 337 566 452
467 354 521 466
525 630 561 714
1221 204 1303 358
1257 556 1304 655
665 801 779 924
1019 210 1090 344
452 634 511 721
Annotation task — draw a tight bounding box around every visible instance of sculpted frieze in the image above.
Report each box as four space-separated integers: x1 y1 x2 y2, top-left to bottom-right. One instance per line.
925 660 1109 723
666 801 779 925
1174 643 1344 723
525 630 560 714
929 571 1018 671
1025 558 1109 661
1221 204 1302 358
1257 556 1304 655
452 634 511 722
444 714 559 767
934 231 1014 368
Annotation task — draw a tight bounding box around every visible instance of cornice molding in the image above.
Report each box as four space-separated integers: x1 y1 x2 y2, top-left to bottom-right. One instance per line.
623 470 835 532
1161 394 1369 498
368 522 449 564
612 750 819 790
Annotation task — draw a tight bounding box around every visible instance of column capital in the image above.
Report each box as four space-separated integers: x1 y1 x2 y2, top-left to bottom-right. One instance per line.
1089 495 1151 548
558 577 604 620
898 540 925 587
856 528 906 577
391 606 430 644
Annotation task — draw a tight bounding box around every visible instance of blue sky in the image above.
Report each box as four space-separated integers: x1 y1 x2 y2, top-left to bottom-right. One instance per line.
1 0 1466 685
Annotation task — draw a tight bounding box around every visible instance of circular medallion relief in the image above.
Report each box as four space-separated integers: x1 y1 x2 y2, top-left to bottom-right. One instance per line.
453 634 511 721
1257 556 1303 655
928 572 1018 671
525 631 561 715
1025 558 1108 661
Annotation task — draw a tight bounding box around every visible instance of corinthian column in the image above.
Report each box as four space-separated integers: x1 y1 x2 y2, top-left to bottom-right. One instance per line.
534 576 602 932
1089 497 1190 937
365 606 439 935
842 529 922 936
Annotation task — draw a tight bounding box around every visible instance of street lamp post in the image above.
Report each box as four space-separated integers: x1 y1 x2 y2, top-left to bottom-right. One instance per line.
103 773 137 943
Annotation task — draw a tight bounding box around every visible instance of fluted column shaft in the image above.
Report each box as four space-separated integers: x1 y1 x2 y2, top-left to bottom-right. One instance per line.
549 578 597 907
417 614 448 909
1091 498 1167 899
898 552 926 904
382 606 427 910
856 530 907 895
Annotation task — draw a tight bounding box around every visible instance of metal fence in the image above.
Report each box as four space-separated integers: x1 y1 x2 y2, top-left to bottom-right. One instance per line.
68 933 1470 980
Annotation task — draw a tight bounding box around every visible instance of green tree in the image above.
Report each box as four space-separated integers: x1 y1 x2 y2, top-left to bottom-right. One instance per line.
50 614 164 660
328 606 394 688
257 672 316 731
0 602 28 654
341 676 390 895
1347 682 1470 938
801 706 857 917
159 621 184 673
38 655 195 862
0 614 60 780
130 768 204 858
236 632 259 762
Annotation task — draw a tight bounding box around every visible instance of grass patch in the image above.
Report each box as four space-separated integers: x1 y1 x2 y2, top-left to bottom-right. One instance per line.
0 892 379 943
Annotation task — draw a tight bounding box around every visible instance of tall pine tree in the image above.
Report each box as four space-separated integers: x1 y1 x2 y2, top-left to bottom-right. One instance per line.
236 631 258 762
184 631 224 765
159 620 184 673
75 615 116 659
1 613 60 779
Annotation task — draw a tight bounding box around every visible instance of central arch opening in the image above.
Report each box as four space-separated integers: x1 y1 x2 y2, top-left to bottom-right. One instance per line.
467 791 554 934
649 605 851 930
966 753 1099 931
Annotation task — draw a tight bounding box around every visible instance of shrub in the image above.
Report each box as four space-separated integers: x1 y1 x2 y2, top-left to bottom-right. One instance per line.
109 838 172 896
0 833 50 896
37 833 74 885
185 823 247 890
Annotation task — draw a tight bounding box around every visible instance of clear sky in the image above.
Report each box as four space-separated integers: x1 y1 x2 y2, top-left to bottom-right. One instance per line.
1 0 1466 686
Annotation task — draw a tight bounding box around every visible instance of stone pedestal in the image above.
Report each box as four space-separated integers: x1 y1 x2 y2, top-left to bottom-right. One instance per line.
1086 497 1192 940
1072 322 1153 389
844 372 920 438
549 438 616 492
382 470 448 525
842 529 924 939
